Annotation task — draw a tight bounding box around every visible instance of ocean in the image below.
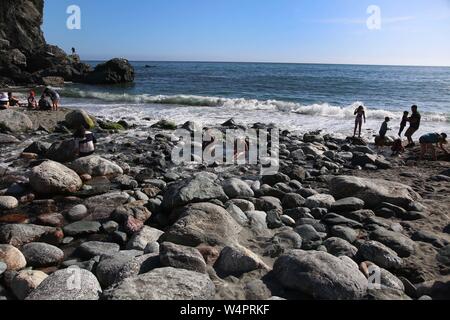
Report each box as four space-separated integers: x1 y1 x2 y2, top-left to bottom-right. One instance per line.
59 62 450 137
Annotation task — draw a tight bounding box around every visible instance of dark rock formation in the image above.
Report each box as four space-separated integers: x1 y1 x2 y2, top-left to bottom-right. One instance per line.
83 58 134 84
0 0 133 86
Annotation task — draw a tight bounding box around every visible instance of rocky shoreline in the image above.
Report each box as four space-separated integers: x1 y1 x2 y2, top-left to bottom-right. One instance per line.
0 107 449 300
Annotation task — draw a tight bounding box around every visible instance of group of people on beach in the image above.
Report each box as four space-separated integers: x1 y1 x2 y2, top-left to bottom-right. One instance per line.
353 104 448 161
0 87 60 111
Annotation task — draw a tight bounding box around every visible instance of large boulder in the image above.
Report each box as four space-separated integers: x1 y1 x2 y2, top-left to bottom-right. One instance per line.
70 156 123 177
102 267 215 300
160 202 241 247
26 268 102 300
11 270 48 300
0 110 33 132
329 176 421 209
273 250 368 300
162 173 228 210
29 161 82 194
65 110 95 129
83 58 134 84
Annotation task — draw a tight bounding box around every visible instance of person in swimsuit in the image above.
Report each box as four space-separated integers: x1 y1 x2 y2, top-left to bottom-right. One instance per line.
8 92 20 107
353 105 366 138
419 133 447 161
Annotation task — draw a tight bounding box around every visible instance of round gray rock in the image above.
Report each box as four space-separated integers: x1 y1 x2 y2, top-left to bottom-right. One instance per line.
26 268 102 300
21 242 64 267
102 267 215 300
0 196 19 210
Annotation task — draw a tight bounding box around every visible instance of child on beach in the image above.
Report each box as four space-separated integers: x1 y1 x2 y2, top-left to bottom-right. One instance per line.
27 91 38 109
398 111 409 137
391 139 405 156
419 132 448 161
73 126 97 158
353 105 366 138
375 117 391 148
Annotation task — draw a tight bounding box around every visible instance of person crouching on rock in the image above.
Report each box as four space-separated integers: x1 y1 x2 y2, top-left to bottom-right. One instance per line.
419 133 448 161
391 139 405 156
43 87 61 111
27 91 38 109
0 92 9 109
38 94 52 110
74 126 97 158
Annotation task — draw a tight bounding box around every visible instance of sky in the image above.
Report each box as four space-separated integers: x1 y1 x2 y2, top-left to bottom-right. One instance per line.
43 0 450 66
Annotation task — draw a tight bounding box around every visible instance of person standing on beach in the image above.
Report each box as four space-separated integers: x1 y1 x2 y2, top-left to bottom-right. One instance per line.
419 132 448 160
43 87 61 111
405 105 421 148
353 105 366 137
398 111 409 137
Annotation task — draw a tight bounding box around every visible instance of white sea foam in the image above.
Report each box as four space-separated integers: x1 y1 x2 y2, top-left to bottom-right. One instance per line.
62 88 449 123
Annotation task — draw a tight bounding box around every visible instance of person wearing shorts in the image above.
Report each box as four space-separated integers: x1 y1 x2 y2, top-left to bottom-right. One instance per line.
43 87 60 111
419 132 448 161
405 105 421 148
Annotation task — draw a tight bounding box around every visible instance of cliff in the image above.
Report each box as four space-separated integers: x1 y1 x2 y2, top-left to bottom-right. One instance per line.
0 0 133 87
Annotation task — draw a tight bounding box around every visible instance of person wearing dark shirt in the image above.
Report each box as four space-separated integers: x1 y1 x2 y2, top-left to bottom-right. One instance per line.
43 87 61 111
419 133 448 161
398 111 409 137
8 92 20 107
405 105 421 148
379 117 391 138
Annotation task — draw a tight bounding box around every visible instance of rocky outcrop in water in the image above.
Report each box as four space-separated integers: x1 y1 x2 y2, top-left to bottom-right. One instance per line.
0 0 133 86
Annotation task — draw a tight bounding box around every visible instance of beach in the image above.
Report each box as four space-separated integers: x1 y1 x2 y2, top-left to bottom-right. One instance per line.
1 105 449 300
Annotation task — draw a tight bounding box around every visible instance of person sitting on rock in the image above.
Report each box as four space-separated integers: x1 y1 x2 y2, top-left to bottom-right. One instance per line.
8 92 20 107
375 117 391 148
419 132 448 161
27 91 38 109
38 95 52 110
73 126 97 158
0 92 9 109
43 87 60 111
391 139 405 156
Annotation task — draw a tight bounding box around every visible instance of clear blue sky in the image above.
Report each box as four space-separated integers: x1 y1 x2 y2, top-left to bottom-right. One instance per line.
43 0 450 66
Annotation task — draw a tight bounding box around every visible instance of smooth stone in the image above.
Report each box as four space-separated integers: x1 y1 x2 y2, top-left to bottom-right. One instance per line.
102 267 215 300
331 197 365 212
11 270 48 300
358 240 403 269
370 228 416 257
160 203 241 247
76 241 120 259
21 242 64 267
273 250 367 300
0 224 59 247
305 194 335 209
160 242 207 273
26 268 102 300
0 196 19 210
221 178 254 198
126 226 164 250
70 156 123 177
214 245 268 277
63 221 102 237
66 204 89 221
29 161 82 194
0 244 27 271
